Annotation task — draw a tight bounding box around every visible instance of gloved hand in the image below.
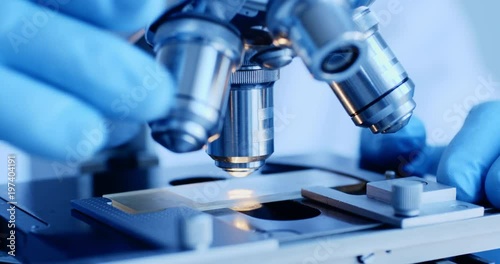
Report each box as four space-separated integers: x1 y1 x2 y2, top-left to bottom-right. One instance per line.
0 0 174 161
360 101 500 208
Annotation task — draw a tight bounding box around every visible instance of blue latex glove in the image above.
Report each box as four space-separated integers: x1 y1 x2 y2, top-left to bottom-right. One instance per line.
360 101 500 208
0 0 174 161
360 117 445 177
437 101 500 207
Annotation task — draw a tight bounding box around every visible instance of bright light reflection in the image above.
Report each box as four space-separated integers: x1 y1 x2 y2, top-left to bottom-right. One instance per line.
228 189 262 211
233 216 252 231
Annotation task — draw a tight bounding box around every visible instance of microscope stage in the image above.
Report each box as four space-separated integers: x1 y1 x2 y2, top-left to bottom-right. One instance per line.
72 169 379 248
3 153 500 263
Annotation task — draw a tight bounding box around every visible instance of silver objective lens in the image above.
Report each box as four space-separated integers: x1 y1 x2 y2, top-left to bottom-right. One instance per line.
329 7 416 133
149 17 243 152
207 58 278 177
267 0 366 82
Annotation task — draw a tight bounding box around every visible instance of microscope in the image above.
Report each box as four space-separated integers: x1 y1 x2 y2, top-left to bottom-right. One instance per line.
146 0 416 176
9 1 500 263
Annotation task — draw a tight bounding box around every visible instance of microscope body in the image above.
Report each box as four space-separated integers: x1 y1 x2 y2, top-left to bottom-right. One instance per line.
146 0 416 176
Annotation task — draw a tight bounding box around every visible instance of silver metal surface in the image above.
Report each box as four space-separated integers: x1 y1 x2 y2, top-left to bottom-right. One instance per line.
367 177 456 205
391 180 423 217
242 0 378 13
329 7 416 133
384 170 396 180
207 51 278 177
147 0 416 174
251 48 295 70
268 152 385 182
98 168 377 245
103 169 360 213
230 67 280 84
180 214 214 250
302 185 484 228
266 0 367 82
149 18 243 153
208 199 379 242
207 83 274 177
97 155 500 264
243 0 268 11
202 0 247 21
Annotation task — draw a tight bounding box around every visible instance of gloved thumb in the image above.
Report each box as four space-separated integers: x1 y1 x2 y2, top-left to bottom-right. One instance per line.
437 101 500 204
485 156 500 208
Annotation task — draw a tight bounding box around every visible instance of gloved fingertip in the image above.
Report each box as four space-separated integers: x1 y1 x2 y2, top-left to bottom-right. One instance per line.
103 121 142 148
108 62 175 123
404 145 446 176
485 156 500 209
109 0 167 32
437 101 500 205
469 100 500 117
437 157 484 203
43 0 168 32
53 104 109 162
132 64 175 122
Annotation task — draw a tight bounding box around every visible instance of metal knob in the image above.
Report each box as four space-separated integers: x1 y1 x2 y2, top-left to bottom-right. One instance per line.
391 180 423 217
384 170 396 180
179 214 213 250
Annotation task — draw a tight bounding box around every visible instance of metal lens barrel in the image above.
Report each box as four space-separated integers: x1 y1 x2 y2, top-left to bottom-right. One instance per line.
149 17 243 152
329 7 416 133
207 63 278 177
267 0 366 82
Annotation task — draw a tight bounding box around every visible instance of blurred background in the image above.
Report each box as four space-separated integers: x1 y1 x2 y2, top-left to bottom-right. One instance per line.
461 0 500 76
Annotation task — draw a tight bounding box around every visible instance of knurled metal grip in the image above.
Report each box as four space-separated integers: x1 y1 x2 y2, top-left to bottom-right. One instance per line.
230 69 280 84
391 180 423 217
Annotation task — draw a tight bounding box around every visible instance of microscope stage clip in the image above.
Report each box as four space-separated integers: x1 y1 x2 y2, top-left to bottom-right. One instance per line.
302 177 484 228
